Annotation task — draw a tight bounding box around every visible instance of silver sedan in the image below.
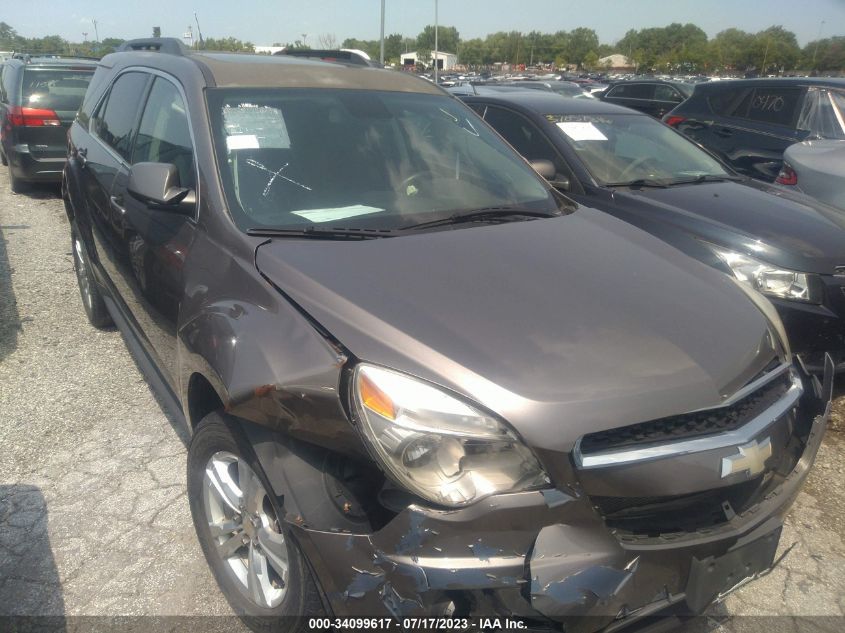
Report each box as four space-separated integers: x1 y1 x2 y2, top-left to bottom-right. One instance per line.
778 139 845 211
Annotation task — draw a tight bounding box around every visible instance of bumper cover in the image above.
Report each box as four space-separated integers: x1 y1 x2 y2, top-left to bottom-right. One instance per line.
292 359 833 629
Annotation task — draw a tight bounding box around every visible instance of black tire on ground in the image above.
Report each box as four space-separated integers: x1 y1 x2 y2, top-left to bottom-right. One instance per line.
70 221 113 329
188 412 325 633
8 162 27 194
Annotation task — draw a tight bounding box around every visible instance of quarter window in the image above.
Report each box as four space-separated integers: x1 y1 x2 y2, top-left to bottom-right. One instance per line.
132 77 195 189
730 87 803 127
607 84 654 100
93 72 149 161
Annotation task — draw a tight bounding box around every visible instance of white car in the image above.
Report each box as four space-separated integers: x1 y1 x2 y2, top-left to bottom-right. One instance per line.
777 140 845 211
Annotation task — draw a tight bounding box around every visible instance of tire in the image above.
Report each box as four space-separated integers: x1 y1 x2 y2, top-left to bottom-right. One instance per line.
8 162 28 194
0 150 7 166
188 413 324 632
70 222 113 329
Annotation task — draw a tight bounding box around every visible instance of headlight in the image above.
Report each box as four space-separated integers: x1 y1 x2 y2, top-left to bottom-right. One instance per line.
710 246 820 304
352 364 549 507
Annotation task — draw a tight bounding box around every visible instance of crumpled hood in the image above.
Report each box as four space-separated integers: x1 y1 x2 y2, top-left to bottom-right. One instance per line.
610 180 845 274
255 207 778 449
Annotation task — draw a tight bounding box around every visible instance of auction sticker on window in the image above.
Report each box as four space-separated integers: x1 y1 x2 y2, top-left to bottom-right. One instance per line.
292 205 384 223
556 121 607 141
223 104 291 149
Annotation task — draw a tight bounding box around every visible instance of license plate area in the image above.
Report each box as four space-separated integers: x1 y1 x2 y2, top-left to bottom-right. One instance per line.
685 526 782 613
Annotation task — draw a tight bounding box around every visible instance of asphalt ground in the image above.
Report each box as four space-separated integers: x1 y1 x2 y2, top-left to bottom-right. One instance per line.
0 169 843 633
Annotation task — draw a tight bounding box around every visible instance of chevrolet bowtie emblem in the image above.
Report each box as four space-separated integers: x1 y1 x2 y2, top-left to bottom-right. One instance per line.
721 438 772 478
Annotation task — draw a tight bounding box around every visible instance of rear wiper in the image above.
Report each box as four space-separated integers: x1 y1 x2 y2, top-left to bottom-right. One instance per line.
246 226 397 240
604 179 669 188
667 174 744 185
401 207 561 231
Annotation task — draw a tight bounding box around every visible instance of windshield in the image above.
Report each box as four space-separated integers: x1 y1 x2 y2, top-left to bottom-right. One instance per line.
548 113 730 185
208 88 562 232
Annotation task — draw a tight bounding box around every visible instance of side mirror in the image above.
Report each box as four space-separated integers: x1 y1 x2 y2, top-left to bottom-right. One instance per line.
530 159 556 179
128 162 195 212
530 159 571 191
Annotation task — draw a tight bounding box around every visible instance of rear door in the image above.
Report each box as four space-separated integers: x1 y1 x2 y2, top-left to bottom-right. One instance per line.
19 65 95 161
703 84 805 180
108 74 198 385
602 83 656 116
652 84 686 119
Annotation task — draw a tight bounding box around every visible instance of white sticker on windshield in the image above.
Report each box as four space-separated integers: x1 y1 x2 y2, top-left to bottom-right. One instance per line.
223 104 291 149
292 205 385 223
556 121 607 141
226 134 260 150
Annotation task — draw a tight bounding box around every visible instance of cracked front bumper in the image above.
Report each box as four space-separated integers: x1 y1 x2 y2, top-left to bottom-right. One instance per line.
290 361 832 630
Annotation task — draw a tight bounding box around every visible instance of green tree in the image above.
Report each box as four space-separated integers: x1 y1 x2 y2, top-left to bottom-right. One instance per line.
416 25 459 54
802 36 845 71
567 27 599 68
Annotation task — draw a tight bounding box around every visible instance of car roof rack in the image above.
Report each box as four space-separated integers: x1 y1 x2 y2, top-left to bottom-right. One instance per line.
117 38 187 55
274 48 380 68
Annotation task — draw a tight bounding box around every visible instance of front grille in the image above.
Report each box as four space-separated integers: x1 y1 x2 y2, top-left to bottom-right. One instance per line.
579 369 791 455
594 478 765 537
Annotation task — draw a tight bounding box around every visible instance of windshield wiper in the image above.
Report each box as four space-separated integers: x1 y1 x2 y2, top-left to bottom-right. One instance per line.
401 207 561 231
604 178 670 188
246 226 397 240
666 174 744 185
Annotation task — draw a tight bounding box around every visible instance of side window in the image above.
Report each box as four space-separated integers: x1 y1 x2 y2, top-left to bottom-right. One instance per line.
92 72 149 161
483 106 566 173
654 84 683 103
707 87 752 117
132 77 195 189
607 83 654 99
738 88 803 127
0 65 13 104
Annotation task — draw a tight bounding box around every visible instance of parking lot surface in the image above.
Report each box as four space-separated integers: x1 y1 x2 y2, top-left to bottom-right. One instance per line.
0 170 843 631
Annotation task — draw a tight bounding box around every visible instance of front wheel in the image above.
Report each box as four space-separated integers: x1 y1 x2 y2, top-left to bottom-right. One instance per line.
188 413 323 631
71 222 113 329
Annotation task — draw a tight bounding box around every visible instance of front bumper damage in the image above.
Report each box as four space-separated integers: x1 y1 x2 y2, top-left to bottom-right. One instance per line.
286 359 833 630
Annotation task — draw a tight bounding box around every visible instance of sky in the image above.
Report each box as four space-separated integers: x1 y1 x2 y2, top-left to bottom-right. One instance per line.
3 0 844 48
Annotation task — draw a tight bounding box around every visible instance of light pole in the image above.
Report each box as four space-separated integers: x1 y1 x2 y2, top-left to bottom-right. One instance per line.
812 20 826 68
379 0 385 66
92 19 99 44
434 0 439 83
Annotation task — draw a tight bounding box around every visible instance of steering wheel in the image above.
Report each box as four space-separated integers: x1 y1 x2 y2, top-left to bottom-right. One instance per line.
618 157 655 181
400 171 429 197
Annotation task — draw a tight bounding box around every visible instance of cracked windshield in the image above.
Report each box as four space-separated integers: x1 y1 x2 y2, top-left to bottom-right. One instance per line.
209 89 561 231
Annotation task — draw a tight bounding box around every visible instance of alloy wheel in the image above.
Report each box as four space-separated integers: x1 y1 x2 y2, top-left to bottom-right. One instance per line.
202 451 290 609
73 238 94 310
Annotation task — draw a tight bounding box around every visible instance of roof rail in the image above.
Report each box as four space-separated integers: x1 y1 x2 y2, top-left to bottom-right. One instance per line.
274 48 380 68
117 38 187 55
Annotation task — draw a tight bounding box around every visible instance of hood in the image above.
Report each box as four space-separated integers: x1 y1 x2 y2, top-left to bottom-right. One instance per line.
606 180 845 275
255 207 779 450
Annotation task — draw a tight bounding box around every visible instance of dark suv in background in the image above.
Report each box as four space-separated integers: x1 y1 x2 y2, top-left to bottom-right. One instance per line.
599 79 693 118
64 38 832 631
665 78 845 181
0 55 96 192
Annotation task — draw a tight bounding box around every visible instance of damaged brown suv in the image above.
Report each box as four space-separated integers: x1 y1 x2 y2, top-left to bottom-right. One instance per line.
64 39 834 630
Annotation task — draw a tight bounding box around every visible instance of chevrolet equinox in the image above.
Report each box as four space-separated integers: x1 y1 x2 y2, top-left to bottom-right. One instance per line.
64 39 833 631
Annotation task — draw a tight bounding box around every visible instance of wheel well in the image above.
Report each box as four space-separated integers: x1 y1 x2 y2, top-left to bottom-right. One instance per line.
187 372 225 428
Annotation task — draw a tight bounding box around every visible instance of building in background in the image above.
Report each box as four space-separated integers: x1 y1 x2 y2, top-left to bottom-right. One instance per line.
400 50 458 71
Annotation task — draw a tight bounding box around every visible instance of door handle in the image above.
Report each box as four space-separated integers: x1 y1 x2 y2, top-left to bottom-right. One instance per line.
110 194 125 214
714 127 734 138
76 147 88 167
